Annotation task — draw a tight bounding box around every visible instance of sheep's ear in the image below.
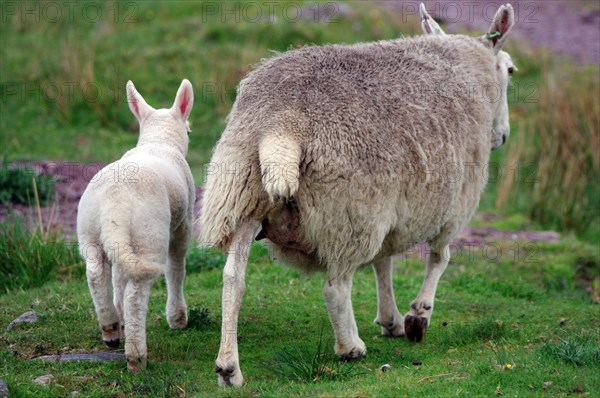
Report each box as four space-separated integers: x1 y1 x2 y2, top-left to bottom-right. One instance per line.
126 81 153 122
172 79 194 121
485 4 515 54
419 3 446 35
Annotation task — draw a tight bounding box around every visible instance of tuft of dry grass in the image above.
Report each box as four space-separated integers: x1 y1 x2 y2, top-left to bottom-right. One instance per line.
497 63 599 239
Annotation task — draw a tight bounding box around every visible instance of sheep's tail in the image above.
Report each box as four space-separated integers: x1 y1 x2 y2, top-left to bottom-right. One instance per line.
258 134 302 200
198 131 301 251
100 206 163 280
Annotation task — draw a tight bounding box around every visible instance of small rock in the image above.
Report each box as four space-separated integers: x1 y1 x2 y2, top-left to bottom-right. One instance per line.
71 376 91 382
412 359 422 366
33 374 54 386
0 379 8 398
543 381 553 390
6 311 40 331
379 363 391 372
36 352 125 363
71 391 79 397
571 385 584 394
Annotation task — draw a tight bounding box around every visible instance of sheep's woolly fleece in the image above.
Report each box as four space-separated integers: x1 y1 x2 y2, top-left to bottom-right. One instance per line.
200 34 497 276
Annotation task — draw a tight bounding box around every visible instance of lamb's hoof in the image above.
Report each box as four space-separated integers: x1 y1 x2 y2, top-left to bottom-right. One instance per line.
126 355 147 373
404 314 428 342
216 364 243 387
101 322 121 348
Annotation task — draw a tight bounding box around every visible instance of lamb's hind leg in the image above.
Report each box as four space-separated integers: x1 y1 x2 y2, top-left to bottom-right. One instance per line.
405 244 450 342
123 272 159 373
373 257 404 337
84 246 121 348
112 263 126 337
323 271 366 360
215 221 258 387
165 223 191 329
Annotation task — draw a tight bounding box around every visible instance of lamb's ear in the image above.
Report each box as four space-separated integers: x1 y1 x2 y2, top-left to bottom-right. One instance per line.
485 4 515 54
419 3 446 35
172 79 194 121
126 81 153 122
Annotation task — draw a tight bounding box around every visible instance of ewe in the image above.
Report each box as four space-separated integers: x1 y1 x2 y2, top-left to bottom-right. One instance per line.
200 3 516 386
77 80 195 372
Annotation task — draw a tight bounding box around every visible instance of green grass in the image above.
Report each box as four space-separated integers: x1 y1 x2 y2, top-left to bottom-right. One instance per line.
1 236 598 397
0 161 56 206
2 1 598 240
479 47 600 241
0 0 415 183
271 325 364 383
1 2 599 395
0 219 81 293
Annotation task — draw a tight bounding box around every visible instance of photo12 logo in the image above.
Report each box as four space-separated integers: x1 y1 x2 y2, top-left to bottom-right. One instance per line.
199 1 340 24
1 1 139 24
398 1 539 24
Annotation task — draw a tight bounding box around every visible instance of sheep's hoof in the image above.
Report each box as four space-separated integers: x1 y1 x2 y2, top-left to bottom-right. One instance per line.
127 355 147 373
340 347 367 361
404 314 428 342
375 314 405 337
104 338 120 348
380 323 405 337
216 364 243 387
335 340 367 361
101 322 121 348
167 309 188 330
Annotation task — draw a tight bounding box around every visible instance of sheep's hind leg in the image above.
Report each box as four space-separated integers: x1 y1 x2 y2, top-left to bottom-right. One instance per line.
216 221 258 387
373 257 404 337
323 271 366 360
85 249 121 348
165 223 191 329
404 244 450 342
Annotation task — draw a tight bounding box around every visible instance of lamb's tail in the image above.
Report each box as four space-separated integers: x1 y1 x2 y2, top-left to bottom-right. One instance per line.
198 131 301 250
100 206 163 280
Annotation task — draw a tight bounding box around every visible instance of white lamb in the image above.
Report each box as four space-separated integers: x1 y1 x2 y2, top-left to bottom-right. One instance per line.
77 79 195 372
199 3 516 386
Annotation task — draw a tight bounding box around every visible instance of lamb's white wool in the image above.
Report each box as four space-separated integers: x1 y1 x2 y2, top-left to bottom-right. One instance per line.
77 79 195 373
199 3 516 387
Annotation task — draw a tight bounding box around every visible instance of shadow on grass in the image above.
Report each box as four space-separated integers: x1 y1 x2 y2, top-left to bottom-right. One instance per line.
437 318 511 347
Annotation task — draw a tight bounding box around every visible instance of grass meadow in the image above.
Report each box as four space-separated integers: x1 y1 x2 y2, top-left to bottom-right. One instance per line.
1 1 599 397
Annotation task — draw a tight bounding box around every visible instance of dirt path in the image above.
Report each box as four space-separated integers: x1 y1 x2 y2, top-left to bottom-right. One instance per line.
380 0 599 65
0 161 560 247
0 161 204 239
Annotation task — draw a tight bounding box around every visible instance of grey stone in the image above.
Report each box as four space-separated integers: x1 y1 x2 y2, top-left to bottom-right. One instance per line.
379 363 391 372
36 352 125 363
6 311 40 331
33 374 53 386
0 379 8 398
